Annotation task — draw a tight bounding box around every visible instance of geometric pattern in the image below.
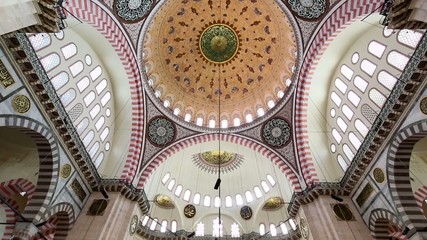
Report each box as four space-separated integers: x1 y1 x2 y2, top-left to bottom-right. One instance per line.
66 0 145 183
387 120 427 238
137 133 302 191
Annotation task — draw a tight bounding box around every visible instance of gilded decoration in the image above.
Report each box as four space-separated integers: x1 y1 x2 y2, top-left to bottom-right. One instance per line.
12 95 30 114
199 24 239 64
129 215 138 235
115 0 153 22
87 199 108 216
420 97 427 115
142 0 297 128
240 206 253 220
262 197 285 211
192 150 243 174
356 183 374 207
147 117 176 146
288 0 327 20
0 59 15 88
71 179 87 202
155 194 175 209
262 118 292 148
373 168 385 183
331 203 354 221
60 164 72 179
184 204 196 218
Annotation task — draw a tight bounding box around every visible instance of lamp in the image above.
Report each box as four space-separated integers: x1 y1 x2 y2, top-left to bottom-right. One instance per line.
187 231 196 238
214 178 221 190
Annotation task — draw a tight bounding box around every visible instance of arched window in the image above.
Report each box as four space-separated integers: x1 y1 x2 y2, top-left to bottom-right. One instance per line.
351 52 360 64
235 194 243 206
90 66 102 81
209 119 215 128
184 113 191 122
214 196 221 207
280 222 288 234
397 30 423 48
94 152 104 168
196 117 204 126
76 118 89 135
254 186 262 198
69 103 83 121
171 220 177 233
354 76 368 92
96 79 108 94
173 108 181 116
261 181 270 193
89 142 99 158
150 218 158 230
270 224 277 237
342 104 354 120
257 108 265 116
193 193 201 205
84 91 96 107
245 191 253 203
163 100 170 108
360 59 377 76
343 144 354 161
233 117 241 126
196 222 205 237
334 78 347 94
161 173 170 184
231 223 240 237
337 117 348 133
340 65 353 80
266 174 276 186
387 51 409 71
174 185 182 197
95 116 105 131
330 108 336 117
69 61 84 77
331 92 342 107
51 72 69 90
332 128 342 144
82 130 94 147
100 127 109 142
367 40 386 58
90 104 101 119
61 43 77 60
349 132 362 150
347 91 361 107
167 179 175 190
85 55 92 65
29 33 51 50
378 71 397 90
41 53 60 73
355 119 369 137
225 196 232 207
203 195 211 207
259 224 265 235
245 114 253 123
60 88 76 107
221 119 228 128
361 104 377 124
369 89 387 108
141 216 149 226
77 77 90 93
101 92 111 106
160 220 167 233
183 190 191 201
267 100 275 109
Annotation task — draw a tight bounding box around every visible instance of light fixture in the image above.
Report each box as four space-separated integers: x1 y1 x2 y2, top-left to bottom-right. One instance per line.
214 178 221 190
187 231 196 238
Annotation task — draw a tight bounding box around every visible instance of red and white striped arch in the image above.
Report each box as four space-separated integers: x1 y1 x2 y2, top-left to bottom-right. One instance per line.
415 186 427 212
0 178 36 211
138 134 302 191
294 0 383 185
66 0 144 182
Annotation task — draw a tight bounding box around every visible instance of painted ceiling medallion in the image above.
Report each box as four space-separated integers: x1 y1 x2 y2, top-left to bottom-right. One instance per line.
199 24 239 64
262 118 291 148
262 197 285 211
420 97 427 115
12 95 30 113
192 150 244 174
60 164 72 179
147 117 176 146
141 0 297 129
373 168 385 183
115 0 153 22
240 206 253 220
155 194 175 209
184 204 196 218
288 0 327 20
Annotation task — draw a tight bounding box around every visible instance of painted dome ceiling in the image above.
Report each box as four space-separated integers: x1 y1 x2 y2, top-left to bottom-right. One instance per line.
141 0 297 129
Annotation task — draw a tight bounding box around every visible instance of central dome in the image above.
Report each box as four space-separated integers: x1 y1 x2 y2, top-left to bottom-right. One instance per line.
199 24 239 63
141 0 297 129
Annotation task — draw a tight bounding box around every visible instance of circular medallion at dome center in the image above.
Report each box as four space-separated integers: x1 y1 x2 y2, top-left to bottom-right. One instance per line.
199 24 238 63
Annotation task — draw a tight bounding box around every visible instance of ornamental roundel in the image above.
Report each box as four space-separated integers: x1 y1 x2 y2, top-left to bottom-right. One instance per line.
129 215 138 235
60 164 72 179
240 206 253 220
420 97 427 115
115 0 153 22
262 118 292 148
147 117 176 147
184 204 196 218
12 95 30 113
373 168 385 183
287 0 328 20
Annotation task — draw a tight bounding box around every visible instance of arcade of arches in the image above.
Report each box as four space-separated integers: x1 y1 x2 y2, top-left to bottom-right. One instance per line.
0 0 427 239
